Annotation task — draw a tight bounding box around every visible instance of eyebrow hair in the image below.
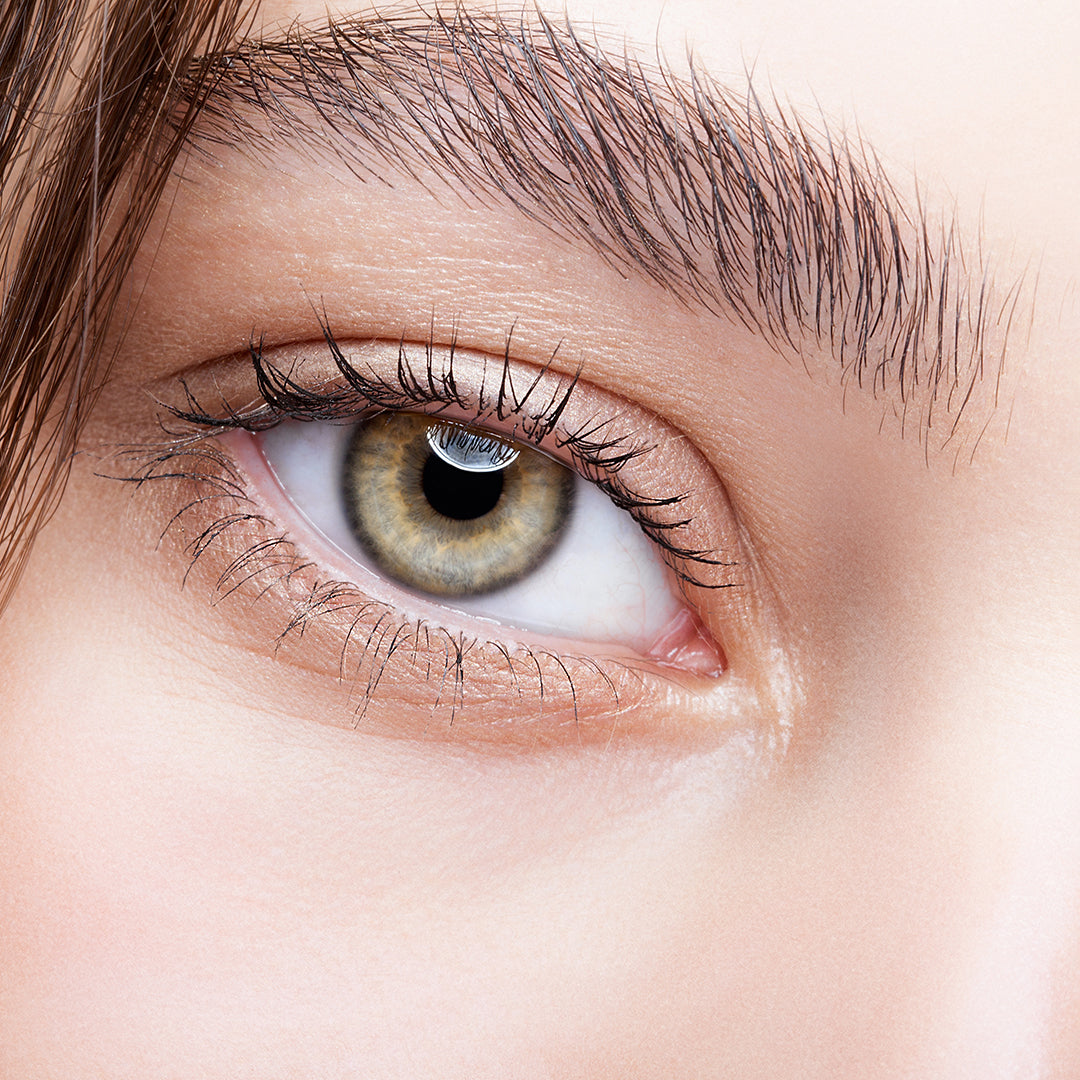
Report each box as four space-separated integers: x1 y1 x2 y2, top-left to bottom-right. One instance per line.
180 10 1020 445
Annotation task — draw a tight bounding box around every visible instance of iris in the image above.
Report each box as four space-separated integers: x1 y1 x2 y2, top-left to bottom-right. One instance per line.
342 413 574 597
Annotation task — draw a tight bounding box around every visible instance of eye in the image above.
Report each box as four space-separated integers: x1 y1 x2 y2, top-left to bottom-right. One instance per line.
139 332 741 736
258 409 688 653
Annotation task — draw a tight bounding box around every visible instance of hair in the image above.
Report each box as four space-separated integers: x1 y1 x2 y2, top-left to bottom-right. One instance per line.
0 0 249 611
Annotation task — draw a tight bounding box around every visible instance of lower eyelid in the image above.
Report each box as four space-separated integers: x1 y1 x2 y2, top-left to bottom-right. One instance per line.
127 425 748 750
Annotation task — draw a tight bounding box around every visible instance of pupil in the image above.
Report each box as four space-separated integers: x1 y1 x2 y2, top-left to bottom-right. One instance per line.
421 453 505 521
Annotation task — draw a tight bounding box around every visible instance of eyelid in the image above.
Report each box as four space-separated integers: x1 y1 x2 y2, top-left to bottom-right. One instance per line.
124 331 789 750
164 334 744 590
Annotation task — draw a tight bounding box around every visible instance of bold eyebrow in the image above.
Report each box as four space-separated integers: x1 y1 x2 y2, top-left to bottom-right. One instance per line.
181 10 1020 444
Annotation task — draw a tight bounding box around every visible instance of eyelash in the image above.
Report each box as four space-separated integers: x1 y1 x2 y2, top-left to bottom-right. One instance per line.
110 324 737 735
167 323 732 588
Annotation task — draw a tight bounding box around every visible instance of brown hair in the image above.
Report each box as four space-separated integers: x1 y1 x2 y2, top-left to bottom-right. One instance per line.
0 0 248 610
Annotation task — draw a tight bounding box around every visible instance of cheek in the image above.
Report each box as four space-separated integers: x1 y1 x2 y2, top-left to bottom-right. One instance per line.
0 545 770 1074
0 636 1004 1080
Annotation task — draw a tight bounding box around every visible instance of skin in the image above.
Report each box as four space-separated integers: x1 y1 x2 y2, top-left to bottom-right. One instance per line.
1 0 1078 1076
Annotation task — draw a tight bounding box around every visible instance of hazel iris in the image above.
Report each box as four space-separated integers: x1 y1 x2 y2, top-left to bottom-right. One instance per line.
343 413 574 597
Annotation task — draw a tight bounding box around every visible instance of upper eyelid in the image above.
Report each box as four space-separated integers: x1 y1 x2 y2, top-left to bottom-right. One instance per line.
159 331 584 446
253 328 584 448
176 10 1018 443
152 331 743 591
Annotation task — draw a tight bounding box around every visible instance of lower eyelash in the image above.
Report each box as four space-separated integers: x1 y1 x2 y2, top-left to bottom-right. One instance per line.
104 432 669 741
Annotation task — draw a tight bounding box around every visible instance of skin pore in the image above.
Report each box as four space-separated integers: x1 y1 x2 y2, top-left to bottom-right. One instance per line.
1 0 1078 1077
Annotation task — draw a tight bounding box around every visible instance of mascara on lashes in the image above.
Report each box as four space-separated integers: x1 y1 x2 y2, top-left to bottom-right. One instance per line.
165 325 734 593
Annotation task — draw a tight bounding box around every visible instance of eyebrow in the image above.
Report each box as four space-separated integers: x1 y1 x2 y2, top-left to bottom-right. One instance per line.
180 10 1019 445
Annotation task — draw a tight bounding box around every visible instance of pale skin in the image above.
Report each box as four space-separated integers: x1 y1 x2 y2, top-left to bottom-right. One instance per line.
1 0 1078 1076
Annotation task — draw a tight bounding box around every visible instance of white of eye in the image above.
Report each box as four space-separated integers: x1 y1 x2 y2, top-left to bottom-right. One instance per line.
258 417 684 653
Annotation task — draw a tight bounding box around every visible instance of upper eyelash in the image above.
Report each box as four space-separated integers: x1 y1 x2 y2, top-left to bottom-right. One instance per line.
162 318 737 589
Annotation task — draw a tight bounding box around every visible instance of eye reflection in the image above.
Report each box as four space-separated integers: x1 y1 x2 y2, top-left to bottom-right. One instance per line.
343 413 574 597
